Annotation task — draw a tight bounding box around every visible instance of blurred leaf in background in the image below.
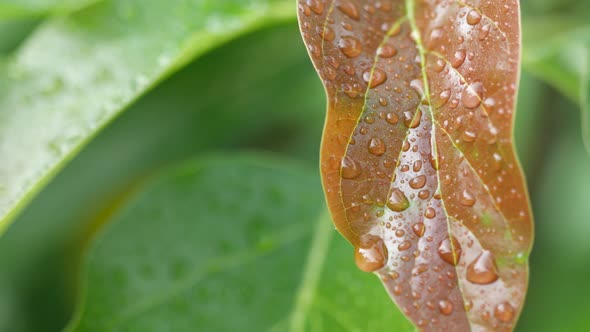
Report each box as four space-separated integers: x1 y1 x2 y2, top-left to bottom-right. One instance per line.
0 0 589 332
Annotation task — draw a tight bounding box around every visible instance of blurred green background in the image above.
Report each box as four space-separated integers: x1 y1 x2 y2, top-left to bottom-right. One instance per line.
0 0 589 331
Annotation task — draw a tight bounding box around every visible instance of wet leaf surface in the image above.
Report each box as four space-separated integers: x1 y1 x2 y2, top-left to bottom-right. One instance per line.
298 0 533 331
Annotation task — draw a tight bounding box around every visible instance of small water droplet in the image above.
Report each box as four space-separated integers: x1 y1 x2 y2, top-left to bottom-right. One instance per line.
368 138 386 155
341 156 362 179
462 130 477 143
339 36 363 58
337 0 360 20
460 189 476 207
318 26 335 41
387 188 410 212
451 49 467 68
438 300 453 315
403 109 422 128
466 250 499 284
467 10 482 25
425 207 436 219
386 113 399 124
354 235 388 272
433 58 446 73
409 175 427 189
438 236 461 265
494 302 515 322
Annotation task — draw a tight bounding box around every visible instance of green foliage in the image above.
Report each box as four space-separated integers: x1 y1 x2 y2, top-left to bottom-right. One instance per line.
0 0 589 331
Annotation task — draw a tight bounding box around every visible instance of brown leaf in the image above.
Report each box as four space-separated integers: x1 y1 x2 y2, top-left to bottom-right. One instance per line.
297 0 533 331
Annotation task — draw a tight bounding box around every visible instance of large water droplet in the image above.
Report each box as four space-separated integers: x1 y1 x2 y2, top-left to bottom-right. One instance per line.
341 156 362 179
398 240 411 251
409 175 427 189
466 250 499 284
387 188 410 212
339 36 363 58
451 49 467 68
363 69 387 88
368 138 386 155
403 109 422 128
438 236 461 265
462 82 483 109
467 10 482 25
378 44 397 58
460 189 476 207
354 235 388 272
306 0 324 14
494 302 515 322
337 0 360 20
412 222 425 237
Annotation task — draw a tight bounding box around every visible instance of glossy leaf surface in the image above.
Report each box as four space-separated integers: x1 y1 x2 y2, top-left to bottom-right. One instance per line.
67 155 415 331
298 0 533 331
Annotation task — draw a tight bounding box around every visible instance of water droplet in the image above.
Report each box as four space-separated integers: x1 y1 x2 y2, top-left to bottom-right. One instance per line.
337 0 360 20
403 109 422 128
341 156 362 179
363 69 387 88
438 236 461 265
398 240 411 251
339 36 363 58
412 222 425 237
438 300 453 315
368 138 386 155
413 160 423 172
451 49 467 68
479 24 491 40
425 207 436 219
494 302 515 322
386 113 399 124
409 175 427 189
318 26 335 41
460 189 476 207
438 89 451 107
354 235 388 272
462 130 477 143
418 190 430 199
378 44 397 58
433 58 446 72
462 82 483 108
466 250 499 284
387 188 410 212
467 10 482 25
306 0 324 14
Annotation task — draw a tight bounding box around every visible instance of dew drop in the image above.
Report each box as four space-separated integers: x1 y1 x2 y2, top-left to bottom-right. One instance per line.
438 236 461 265
462 82 483 108
438 89 451 107
433 58 446 73
451 49 467 68
425 207 436 219
339 36 363 58
438 300 454 315
413 160 423 172
460 189 476 207
363 69 387 88
409 175 427 189
341 156 362 179
354 235 388 272
494 302 515 322
386 113 399 125
368 138 386 155
403 109 422 128
378 44 397 58
318 26 335 41
412 222 425 237
466 250 499 284
467 9 482 25
462 130 477 143
306 0 324 14
398 240 411 251
387 188 410 212
337 0 360 20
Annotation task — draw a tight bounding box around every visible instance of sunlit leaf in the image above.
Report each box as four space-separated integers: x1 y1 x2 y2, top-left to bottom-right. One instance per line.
298 0 533 330
66 155 414 331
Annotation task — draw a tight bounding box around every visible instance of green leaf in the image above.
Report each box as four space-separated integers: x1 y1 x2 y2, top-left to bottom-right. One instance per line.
0 0 295 235
522 15 590 152
0 23 325 332
66 155 414 331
